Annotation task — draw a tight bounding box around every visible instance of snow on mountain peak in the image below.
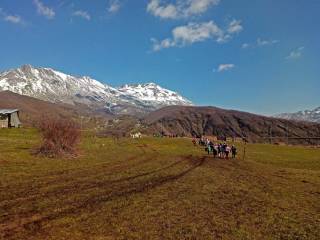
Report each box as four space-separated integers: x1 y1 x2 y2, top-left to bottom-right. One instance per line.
117 82 192 106
276 106 320 123
0 65 193 115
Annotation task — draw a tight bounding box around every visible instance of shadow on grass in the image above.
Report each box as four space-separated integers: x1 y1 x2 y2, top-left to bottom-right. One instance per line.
1 155 206 238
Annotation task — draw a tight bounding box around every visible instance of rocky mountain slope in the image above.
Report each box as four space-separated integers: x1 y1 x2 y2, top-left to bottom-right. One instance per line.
2 90 319 144
276 107 320 123
144 106 320 143
0 91 109 126
0 65 192 115
118 83 192 107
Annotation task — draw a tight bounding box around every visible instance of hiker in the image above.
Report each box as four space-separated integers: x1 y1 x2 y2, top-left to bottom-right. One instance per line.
225 145 231 159
221 143 226 158
208 141 214 155
213 144 218 158
207 143 212 155
218 144 222 158
231 145 237 158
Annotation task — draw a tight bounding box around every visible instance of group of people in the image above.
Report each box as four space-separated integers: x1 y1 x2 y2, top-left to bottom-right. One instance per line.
192 137 237 159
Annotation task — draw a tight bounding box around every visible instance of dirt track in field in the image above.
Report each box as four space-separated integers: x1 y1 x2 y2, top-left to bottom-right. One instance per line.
0 143 207 239
2 138 320 240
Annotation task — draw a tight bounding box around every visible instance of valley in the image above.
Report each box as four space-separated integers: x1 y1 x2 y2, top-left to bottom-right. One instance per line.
1 1 319 239
0 129 319 240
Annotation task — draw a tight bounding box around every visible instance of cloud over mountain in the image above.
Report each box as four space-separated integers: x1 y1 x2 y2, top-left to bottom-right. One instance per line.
151 19 243 51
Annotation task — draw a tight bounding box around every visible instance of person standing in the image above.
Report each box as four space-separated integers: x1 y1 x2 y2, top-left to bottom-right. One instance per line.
225 145 231 159
218 144 222 158
221 143 226 159
207 143 212 155
213 144 218 158
231 145 237 159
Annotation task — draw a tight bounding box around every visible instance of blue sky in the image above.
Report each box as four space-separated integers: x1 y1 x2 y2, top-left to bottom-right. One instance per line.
0 0 319 115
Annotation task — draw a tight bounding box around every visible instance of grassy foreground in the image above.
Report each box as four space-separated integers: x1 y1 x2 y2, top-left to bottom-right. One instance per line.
0 129 319 240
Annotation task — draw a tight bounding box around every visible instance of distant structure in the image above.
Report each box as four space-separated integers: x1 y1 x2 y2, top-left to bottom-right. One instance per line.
0 109 21 128
226 137 244 143
203 135 218 142
130 132 142 139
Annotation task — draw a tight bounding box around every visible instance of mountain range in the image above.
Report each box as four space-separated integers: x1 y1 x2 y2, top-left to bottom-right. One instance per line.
276 107 320 123
143 106 320 143
1 64 319 141
1 76 320 144
0 65 192 115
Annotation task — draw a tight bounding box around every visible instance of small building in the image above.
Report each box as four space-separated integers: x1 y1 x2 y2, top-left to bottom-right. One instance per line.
0 109 22 128
226 137 244 143
203 135 218 142
130 132 142 139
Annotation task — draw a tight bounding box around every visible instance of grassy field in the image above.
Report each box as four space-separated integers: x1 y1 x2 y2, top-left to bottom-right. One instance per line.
0 129 319 240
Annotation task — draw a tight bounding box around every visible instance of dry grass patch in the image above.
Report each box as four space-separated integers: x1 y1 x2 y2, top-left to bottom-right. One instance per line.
0 129 319 239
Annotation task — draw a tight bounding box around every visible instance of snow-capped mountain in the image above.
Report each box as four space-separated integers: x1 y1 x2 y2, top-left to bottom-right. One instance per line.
118 83 192 107
0 65 192 115
276 107 320 123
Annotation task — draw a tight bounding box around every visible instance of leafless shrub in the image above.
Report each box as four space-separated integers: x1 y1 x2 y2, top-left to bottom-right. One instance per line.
37 118 81 157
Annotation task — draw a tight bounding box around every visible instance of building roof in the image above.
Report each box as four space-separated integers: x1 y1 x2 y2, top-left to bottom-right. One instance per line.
0 109 19 114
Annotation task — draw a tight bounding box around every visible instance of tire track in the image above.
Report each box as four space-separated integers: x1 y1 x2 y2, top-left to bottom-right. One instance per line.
0 156 207 238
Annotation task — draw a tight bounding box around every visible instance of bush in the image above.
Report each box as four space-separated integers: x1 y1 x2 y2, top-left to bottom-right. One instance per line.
37 118 81 157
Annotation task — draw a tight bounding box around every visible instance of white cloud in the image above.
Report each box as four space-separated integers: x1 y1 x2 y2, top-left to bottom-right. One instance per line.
216 64 235 72
185 0 220 16
241 38 278 49
257 38 278 46
241 43 250 49
151 19 242 51
33 0 55 19
147 0 178 19
173 21 224 44
147 0 220 19
152 21 223 51
151 38 176 51
286 46 304 60
72 10 91 20
227 19 243 34
108 0 121 13
0 8 24 25
4 15 22 24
